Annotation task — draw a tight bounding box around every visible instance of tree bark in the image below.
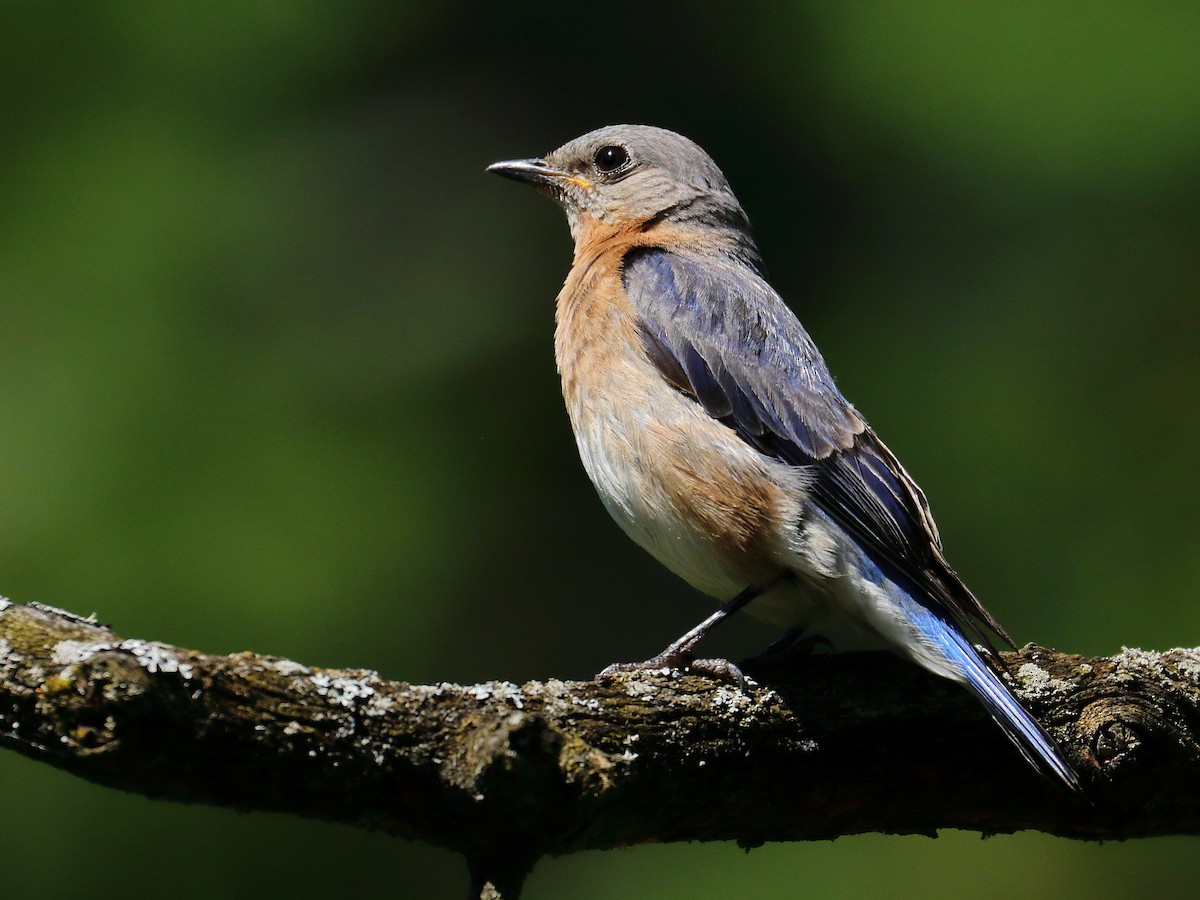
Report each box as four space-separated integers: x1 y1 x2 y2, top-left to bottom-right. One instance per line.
3 598 1198 898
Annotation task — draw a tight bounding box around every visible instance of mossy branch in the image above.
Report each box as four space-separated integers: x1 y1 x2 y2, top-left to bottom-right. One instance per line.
3 598 1199 899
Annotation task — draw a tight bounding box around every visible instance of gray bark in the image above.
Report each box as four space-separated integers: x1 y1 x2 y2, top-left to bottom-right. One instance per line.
2 598 1197 899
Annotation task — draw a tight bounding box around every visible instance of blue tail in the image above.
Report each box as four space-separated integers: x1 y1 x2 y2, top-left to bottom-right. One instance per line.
898 595 1083 792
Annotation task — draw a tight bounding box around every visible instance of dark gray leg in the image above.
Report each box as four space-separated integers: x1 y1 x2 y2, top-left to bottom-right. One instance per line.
598 583 764 685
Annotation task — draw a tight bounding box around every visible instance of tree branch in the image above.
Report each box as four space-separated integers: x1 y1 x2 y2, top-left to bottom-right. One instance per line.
3 597 1199 898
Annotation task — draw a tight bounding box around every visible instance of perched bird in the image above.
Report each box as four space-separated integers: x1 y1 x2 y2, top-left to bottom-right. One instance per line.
488 125 1081 791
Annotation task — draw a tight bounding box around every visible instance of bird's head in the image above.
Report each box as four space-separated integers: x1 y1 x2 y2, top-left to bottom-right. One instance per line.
488 124 753 246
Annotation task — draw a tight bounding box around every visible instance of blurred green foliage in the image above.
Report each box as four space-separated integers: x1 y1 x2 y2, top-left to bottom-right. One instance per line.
2 3 1199 897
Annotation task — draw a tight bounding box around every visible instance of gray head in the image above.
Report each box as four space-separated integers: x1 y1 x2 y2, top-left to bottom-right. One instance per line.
488 125 756 252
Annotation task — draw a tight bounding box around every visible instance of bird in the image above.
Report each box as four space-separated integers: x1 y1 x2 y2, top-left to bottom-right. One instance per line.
488 124 1081 791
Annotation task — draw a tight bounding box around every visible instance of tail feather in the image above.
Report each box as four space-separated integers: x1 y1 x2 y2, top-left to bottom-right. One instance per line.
898 594 1083 792
950 635 1082 792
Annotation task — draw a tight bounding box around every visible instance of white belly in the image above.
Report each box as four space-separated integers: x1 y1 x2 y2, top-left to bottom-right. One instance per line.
566 354 798 598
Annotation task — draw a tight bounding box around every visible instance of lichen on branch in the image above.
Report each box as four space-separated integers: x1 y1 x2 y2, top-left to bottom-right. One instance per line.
4 598 1200 898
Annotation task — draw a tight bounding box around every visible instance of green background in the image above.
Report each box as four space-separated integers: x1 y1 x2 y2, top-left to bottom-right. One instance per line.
2 3 1199 897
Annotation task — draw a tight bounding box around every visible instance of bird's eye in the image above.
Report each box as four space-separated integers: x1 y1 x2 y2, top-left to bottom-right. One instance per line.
593 145 630 174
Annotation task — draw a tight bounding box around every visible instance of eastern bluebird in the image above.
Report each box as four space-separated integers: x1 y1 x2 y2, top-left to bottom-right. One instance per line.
489 125 1081 791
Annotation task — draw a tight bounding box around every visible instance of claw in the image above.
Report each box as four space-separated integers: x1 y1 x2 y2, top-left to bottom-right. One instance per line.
597 583 767 690
757 625 833 662
598 652 749 690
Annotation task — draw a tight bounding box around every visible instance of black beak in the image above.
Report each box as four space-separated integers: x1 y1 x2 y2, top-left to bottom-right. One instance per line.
487 157 578 188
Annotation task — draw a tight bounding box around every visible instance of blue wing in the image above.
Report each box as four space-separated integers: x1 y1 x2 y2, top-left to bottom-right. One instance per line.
622 246 1009 644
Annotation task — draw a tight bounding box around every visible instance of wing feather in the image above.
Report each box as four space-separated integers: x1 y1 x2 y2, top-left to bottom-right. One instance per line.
622 247 1011 644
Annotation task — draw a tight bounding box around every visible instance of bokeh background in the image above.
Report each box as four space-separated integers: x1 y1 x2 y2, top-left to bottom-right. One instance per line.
2 3 1199 897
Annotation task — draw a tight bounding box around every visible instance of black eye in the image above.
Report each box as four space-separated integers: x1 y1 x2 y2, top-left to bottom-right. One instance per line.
593 145 630 174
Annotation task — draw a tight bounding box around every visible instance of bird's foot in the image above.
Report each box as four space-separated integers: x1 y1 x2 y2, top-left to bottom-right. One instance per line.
687 656 750 689
597 586 768 691
598 652 749 690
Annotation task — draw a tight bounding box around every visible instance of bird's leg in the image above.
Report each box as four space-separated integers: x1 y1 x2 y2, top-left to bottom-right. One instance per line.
598 583 763 685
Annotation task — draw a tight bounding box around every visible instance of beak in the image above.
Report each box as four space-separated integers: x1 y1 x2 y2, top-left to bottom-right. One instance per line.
487 157 591 189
